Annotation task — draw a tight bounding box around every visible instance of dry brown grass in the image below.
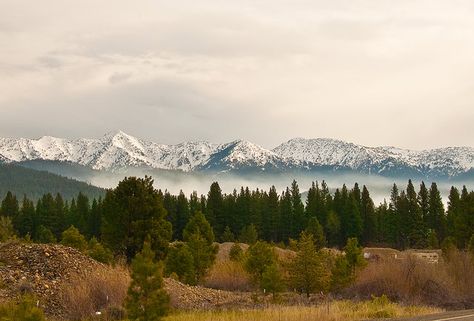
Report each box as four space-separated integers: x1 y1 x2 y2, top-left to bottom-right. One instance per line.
203 260 252 291
164 299 441 321
349 249 474 309
60 263 130 320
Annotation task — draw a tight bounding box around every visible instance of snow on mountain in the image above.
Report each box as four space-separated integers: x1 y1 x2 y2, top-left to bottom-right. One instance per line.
0 132 473 177
199 140 289 171
273 138 474 177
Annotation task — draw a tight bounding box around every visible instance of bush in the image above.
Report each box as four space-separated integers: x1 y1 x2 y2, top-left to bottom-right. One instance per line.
0 295 46 321
88 237 114 264
61 264 130 320
36 226 56 244
0 216 16 242
61 226 87 252
204 260 252 291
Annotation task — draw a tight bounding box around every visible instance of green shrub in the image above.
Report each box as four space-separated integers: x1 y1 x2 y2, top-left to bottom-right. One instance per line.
88 237 114 264
0 295 46 321
61 226 87 252
36 226 56 244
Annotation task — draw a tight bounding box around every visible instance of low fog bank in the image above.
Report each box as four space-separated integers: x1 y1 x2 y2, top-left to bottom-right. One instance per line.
85 169 470 206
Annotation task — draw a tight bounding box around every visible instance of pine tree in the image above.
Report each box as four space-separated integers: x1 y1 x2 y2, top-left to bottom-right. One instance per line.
239 224 258 245
290 180 305 238
183 211 218 283
305 217 326 250
1 191 19 219
344 237 366 275
164 243 195 285
244 241 277 285
325 211 341 247
288 232 330 297
406 180 426 248
446 187 460 238
125 241 169 321
428 183 446 242
206 182 224 237
360 185 376 245
267 186 280 242
221 226 235 242
101 177 172 261
260 263 285 297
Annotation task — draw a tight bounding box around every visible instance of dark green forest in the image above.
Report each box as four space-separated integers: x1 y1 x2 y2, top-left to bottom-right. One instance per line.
1 175 474 257
0 164 105 200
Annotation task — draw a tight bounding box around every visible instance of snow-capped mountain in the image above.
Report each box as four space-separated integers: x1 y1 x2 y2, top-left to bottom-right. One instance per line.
0 132 473 179
273 138 474 178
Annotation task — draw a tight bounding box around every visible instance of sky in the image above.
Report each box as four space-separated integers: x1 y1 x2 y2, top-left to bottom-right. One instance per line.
1 0 474 150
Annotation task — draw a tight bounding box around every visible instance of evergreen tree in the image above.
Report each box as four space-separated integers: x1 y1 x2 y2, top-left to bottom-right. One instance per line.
221 226 235 242
330 255 353 292
290 180 305 238
183 211 218 283
260 263 285 297
406 180 426 248
325 211 341 247
125 241 169 321
288 232 330 296
0 216 15 242
279 188 293 242
305 217 326 250
244 241 277 285
343 237 366 275
239 224 258 245
164 243 195 285
13 196 35 237
229 242 244 261
266 186 280 242
1 191 19 218
175 191 190 240
446 187 460 238
101 177 172 261
360 185 376 245
428 183 446 242
206 182 224 238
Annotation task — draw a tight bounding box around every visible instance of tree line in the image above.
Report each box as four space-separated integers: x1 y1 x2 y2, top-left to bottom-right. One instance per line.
1 177 474 254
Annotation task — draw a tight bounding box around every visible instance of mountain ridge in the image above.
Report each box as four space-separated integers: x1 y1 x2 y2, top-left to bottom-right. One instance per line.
0 131 473 179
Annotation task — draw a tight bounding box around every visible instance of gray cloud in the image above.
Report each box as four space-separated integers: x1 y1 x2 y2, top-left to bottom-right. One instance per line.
0 0 473 149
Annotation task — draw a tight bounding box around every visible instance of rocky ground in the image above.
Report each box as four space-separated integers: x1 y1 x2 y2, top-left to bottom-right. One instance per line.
0 241 253 319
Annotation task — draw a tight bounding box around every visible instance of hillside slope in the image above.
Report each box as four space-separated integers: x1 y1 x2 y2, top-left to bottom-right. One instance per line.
0 164 105 200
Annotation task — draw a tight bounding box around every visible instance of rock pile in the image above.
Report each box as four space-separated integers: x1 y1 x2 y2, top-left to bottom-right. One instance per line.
164 278 253 310
0 241 105 318
0 241 255 319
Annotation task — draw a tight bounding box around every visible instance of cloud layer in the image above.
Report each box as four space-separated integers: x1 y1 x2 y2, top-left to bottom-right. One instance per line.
1 0 473 149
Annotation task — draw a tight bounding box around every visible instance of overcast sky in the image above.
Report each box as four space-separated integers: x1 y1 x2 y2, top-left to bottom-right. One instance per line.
1 0 473 150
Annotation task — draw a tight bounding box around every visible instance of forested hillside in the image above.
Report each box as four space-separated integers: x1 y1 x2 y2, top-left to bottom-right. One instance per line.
0 164 105 200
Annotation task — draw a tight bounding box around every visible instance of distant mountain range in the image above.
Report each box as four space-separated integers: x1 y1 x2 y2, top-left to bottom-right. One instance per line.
0 131 473 180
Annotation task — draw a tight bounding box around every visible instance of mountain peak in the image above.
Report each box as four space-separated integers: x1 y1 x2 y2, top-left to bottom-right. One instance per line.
0 132 473 177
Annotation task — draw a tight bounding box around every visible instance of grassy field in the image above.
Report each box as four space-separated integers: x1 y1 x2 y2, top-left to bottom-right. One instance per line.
164 298 441 321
